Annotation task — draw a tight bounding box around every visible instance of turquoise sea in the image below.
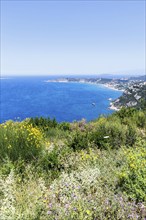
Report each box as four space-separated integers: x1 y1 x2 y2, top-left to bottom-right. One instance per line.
0 76 122 123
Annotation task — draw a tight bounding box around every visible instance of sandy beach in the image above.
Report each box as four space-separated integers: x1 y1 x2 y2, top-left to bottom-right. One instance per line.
103 84 125 92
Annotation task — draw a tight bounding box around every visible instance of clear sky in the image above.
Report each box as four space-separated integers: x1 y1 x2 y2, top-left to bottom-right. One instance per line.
1 0 145 76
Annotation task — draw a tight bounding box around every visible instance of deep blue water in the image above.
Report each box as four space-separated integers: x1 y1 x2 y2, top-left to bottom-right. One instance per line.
0 76 122 123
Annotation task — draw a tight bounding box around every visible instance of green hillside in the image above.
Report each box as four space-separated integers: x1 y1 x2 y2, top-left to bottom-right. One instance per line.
0 107 146 219
112 82 146 109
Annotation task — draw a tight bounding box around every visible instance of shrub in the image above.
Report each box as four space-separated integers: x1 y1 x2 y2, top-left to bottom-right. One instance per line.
37 143 73 180
0 170 48 220
115 107 137 120
67 131 89 151
29 116 58 131
45 168 144 220
125 124 137 146
70 119 87 132
114 108 146 129
89 119 129 149
39 146 61 180
133 111 146 128
0 157 14 176
59 122 71 131
0 121 43 162
118 140 146 201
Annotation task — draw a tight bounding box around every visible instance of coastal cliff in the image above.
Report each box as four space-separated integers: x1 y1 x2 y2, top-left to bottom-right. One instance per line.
111 82 146 110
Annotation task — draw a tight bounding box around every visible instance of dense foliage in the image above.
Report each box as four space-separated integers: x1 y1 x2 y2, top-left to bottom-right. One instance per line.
0 120 43 162
0 107 146 219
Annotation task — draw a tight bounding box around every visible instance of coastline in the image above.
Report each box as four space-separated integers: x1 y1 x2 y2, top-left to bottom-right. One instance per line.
108 103 120 111
102 84 125 92
45 79 125 92
45 79 123 111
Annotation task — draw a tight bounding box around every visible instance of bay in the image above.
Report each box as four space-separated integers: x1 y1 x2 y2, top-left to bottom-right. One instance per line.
0 76 122 123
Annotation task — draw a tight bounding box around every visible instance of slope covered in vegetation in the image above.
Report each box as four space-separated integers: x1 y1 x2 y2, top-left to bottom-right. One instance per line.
112 83 146 109
0 107 146 220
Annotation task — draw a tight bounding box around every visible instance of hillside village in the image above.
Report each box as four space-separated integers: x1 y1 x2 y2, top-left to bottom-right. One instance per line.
111 81 146 109
46 75 145 91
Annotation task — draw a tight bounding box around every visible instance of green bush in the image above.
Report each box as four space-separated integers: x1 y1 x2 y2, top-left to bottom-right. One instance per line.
44 167 143 220
118 140 146 201
41 146 60 169
0 110 145 219
125 124 137 146
0 121 43 162
68 131 89 151
114 107 137 120
133 111 146 128
29 116 58 131
37 143 73 180
59 122 71 131
90 120 128 149
114 107 146 129
0 170 48 220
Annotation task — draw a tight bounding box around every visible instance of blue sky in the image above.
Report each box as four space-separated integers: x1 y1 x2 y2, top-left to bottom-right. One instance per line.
1 0 145 76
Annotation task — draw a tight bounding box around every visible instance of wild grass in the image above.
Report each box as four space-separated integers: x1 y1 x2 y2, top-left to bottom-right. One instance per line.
0 107 146 219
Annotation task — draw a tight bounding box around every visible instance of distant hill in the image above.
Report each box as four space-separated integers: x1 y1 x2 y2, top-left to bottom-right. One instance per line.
129 75 146 81
95 73 146 80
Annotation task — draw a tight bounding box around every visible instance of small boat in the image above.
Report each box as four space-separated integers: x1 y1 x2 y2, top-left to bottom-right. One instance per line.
92 102 96 106
108 98 112 101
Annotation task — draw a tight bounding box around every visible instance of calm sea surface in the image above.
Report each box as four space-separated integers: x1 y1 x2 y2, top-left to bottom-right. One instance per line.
0 76 122 123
